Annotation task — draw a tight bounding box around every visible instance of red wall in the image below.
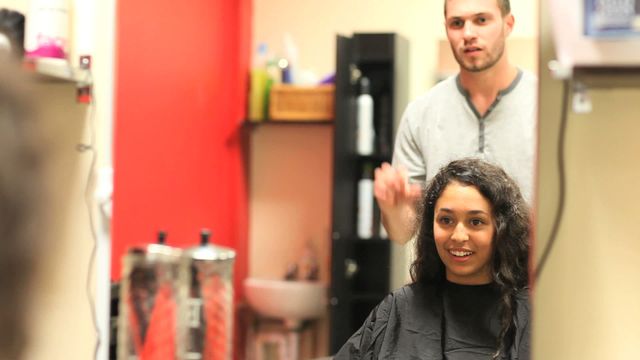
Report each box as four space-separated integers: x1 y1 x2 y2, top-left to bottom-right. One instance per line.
112 0 251 307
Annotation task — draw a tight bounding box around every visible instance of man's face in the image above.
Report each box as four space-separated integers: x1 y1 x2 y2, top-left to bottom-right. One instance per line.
444 0 513 73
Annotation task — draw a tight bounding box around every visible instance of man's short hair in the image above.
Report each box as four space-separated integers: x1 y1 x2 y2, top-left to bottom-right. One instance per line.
445 0 511 17
496 0 511 16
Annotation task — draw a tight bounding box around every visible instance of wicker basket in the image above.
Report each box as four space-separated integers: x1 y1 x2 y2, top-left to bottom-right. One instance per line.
268 84 335 121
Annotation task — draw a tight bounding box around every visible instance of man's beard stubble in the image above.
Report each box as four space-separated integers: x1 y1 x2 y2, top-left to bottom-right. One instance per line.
453 37 506 73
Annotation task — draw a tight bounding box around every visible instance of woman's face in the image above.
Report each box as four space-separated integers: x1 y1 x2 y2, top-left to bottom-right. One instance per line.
433 181 495 285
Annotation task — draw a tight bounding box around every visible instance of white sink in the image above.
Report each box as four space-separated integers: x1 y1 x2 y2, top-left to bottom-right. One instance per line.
244 278 327 328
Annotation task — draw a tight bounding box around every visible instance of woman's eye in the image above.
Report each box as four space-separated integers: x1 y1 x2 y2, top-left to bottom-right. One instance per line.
470 218 485 226
438 217 453 225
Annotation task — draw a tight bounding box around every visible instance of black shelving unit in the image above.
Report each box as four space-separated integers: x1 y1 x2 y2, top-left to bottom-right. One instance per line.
329 33 408 353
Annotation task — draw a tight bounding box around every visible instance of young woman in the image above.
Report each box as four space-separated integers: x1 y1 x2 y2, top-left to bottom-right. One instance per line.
335 158 530 360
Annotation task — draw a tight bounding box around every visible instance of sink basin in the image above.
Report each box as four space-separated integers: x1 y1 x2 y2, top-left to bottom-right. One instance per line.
244 278 327 328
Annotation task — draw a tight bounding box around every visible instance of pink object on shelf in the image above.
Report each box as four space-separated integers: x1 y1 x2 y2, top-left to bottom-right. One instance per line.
25 35 66 59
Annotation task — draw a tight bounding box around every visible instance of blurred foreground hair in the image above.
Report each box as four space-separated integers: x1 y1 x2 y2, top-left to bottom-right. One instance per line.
0 60 45 359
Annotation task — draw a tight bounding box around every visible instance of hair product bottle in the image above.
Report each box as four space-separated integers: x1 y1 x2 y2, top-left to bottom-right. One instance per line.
357 164 374 239
356 76 374 156
248 43 269 121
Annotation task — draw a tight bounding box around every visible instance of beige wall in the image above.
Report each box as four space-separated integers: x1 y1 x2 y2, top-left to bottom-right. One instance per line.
534 1 640 359
0 1 114 359
249 125 334 282
23 82 96 360
248 124 333 358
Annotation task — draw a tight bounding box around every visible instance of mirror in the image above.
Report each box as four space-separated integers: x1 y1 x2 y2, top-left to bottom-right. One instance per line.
106 0 538 358
249 0 539 358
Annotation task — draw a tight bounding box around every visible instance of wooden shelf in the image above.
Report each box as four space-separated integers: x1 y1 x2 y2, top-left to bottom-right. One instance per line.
243 119 333 126
244 120 334 126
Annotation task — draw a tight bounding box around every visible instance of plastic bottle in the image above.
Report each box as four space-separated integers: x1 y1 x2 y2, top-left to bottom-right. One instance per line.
357 165 374 239
263 53 280 120
248 43 269 121
282 33 298 84
299 241 319 281
356 76 375 155
157 230 167 244
283 263 299 281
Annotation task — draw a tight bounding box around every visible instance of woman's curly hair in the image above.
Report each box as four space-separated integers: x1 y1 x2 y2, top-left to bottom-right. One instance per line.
410 158 530 359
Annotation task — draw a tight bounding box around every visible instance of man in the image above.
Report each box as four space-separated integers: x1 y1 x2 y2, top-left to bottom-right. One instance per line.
374 0 536 244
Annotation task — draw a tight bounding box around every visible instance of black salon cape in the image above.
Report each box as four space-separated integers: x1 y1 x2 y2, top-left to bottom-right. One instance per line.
334 281 530 360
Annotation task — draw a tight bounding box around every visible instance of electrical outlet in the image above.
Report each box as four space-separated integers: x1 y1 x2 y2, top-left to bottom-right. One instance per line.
79 55 91 69
572 83 593 114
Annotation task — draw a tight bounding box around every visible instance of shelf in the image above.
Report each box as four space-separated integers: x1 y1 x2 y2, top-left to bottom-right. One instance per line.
330 33 408 353
243 119 334 127
23 57 92 85
571 67 640 88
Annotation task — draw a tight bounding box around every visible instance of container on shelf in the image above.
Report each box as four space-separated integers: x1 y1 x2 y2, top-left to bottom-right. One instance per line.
356 76 374 156
268 84 335 121
24 0 69 59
